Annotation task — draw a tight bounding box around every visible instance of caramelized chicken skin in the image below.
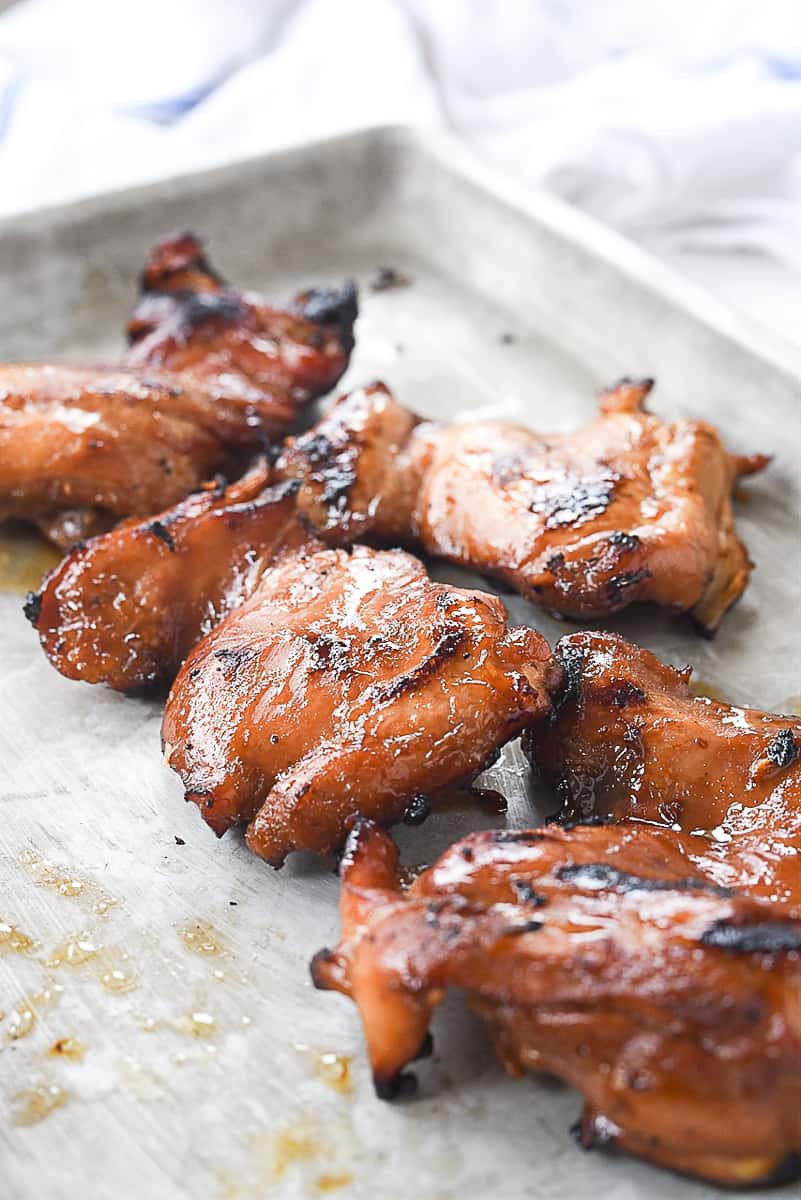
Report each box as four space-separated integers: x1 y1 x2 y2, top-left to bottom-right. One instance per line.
162 546 560 864
314 635 801 1185
125 232 358 440
527 631 801 911
26 460 319 692
0 233 356 547
277 379 767 631
314 819 800 1186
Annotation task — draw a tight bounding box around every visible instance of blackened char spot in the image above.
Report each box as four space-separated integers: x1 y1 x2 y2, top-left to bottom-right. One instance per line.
181 291 248 328
372 625 464 703
296 432 357 508
529 471 619 529
147 519 176 552
23 590 42 626
766 728 800 770
607 531 640 552
556 862 735 897
700 918 801 954
213 646 255 674
296 280 358 351
606 568 650 597
512 880 548 906
554 640 584 709
492 830 546 844
504 918 544 934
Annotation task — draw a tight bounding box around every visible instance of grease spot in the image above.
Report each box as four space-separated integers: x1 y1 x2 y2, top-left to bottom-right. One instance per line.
12 1083 70 1125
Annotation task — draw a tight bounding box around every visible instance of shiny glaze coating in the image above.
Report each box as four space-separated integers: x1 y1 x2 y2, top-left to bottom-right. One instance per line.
314 819 800 1185
0 233 356 547
314 637 801 1184
162 545 559 864
277 379 767 631
27 460 319 692
125 232 358 442
527 631 801 911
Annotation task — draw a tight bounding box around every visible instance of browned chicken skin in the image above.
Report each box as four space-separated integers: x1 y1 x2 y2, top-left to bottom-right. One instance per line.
277 379 768 631
528 631 801 911
161 545 559 865
313 635 801 1186
0 233 356 547
26 460 319 692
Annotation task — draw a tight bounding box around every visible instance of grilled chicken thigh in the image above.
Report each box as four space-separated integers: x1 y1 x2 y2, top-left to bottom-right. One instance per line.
528 631 801 910
314 634 801 1186
0 233 356 547
314 820 800 1186
277 379 767 631
162 545 559 864
27 460 319 692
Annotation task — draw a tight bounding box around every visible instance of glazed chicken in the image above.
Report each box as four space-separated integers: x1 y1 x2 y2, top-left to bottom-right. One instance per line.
277 378 768 632
313 634 801 1186
0 233 356 547
528 631 801 910
26 460 319 692
162 545 560 865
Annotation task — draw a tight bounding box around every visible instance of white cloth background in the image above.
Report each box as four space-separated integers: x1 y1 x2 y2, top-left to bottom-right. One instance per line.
0 0 799 344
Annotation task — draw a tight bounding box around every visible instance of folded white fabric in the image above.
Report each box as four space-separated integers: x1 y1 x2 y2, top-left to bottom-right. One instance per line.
0 0 800 269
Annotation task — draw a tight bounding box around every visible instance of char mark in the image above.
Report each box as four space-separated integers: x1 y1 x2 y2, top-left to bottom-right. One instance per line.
492 829 546 844
372 624 464 704
529 470 619 529
766 728 800 770
512 880 548 906
700 918 801 954
23 590 43 627
556 862 735 897
606 568 650 598
146 519 176 552
295 280 359 349
553 640 585 710
213 646 255 674
180 291 248 329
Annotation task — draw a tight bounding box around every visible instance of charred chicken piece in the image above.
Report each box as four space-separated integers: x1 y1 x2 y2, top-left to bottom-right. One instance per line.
162 545 560 865
313 819 801 1187
527 630 801 911
0 233 356 548
314 636 801 1184
26 460 319 692
125 231 358 440
277 379 767 632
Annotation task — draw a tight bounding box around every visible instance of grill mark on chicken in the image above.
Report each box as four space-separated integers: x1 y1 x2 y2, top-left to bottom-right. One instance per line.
370 625 465 703
555 862 735 897
528 469 620 528
146 519 176 552
700 918 801 954
767 728 800 769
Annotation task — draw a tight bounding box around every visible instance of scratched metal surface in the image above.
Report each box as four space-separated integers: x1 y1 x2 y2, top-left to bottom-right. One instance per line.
1 128 799 1200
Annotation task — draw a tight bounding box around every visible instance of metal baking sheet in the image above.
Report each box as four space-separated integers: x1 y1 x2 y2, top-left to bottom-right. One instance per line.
1 126 799 1200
